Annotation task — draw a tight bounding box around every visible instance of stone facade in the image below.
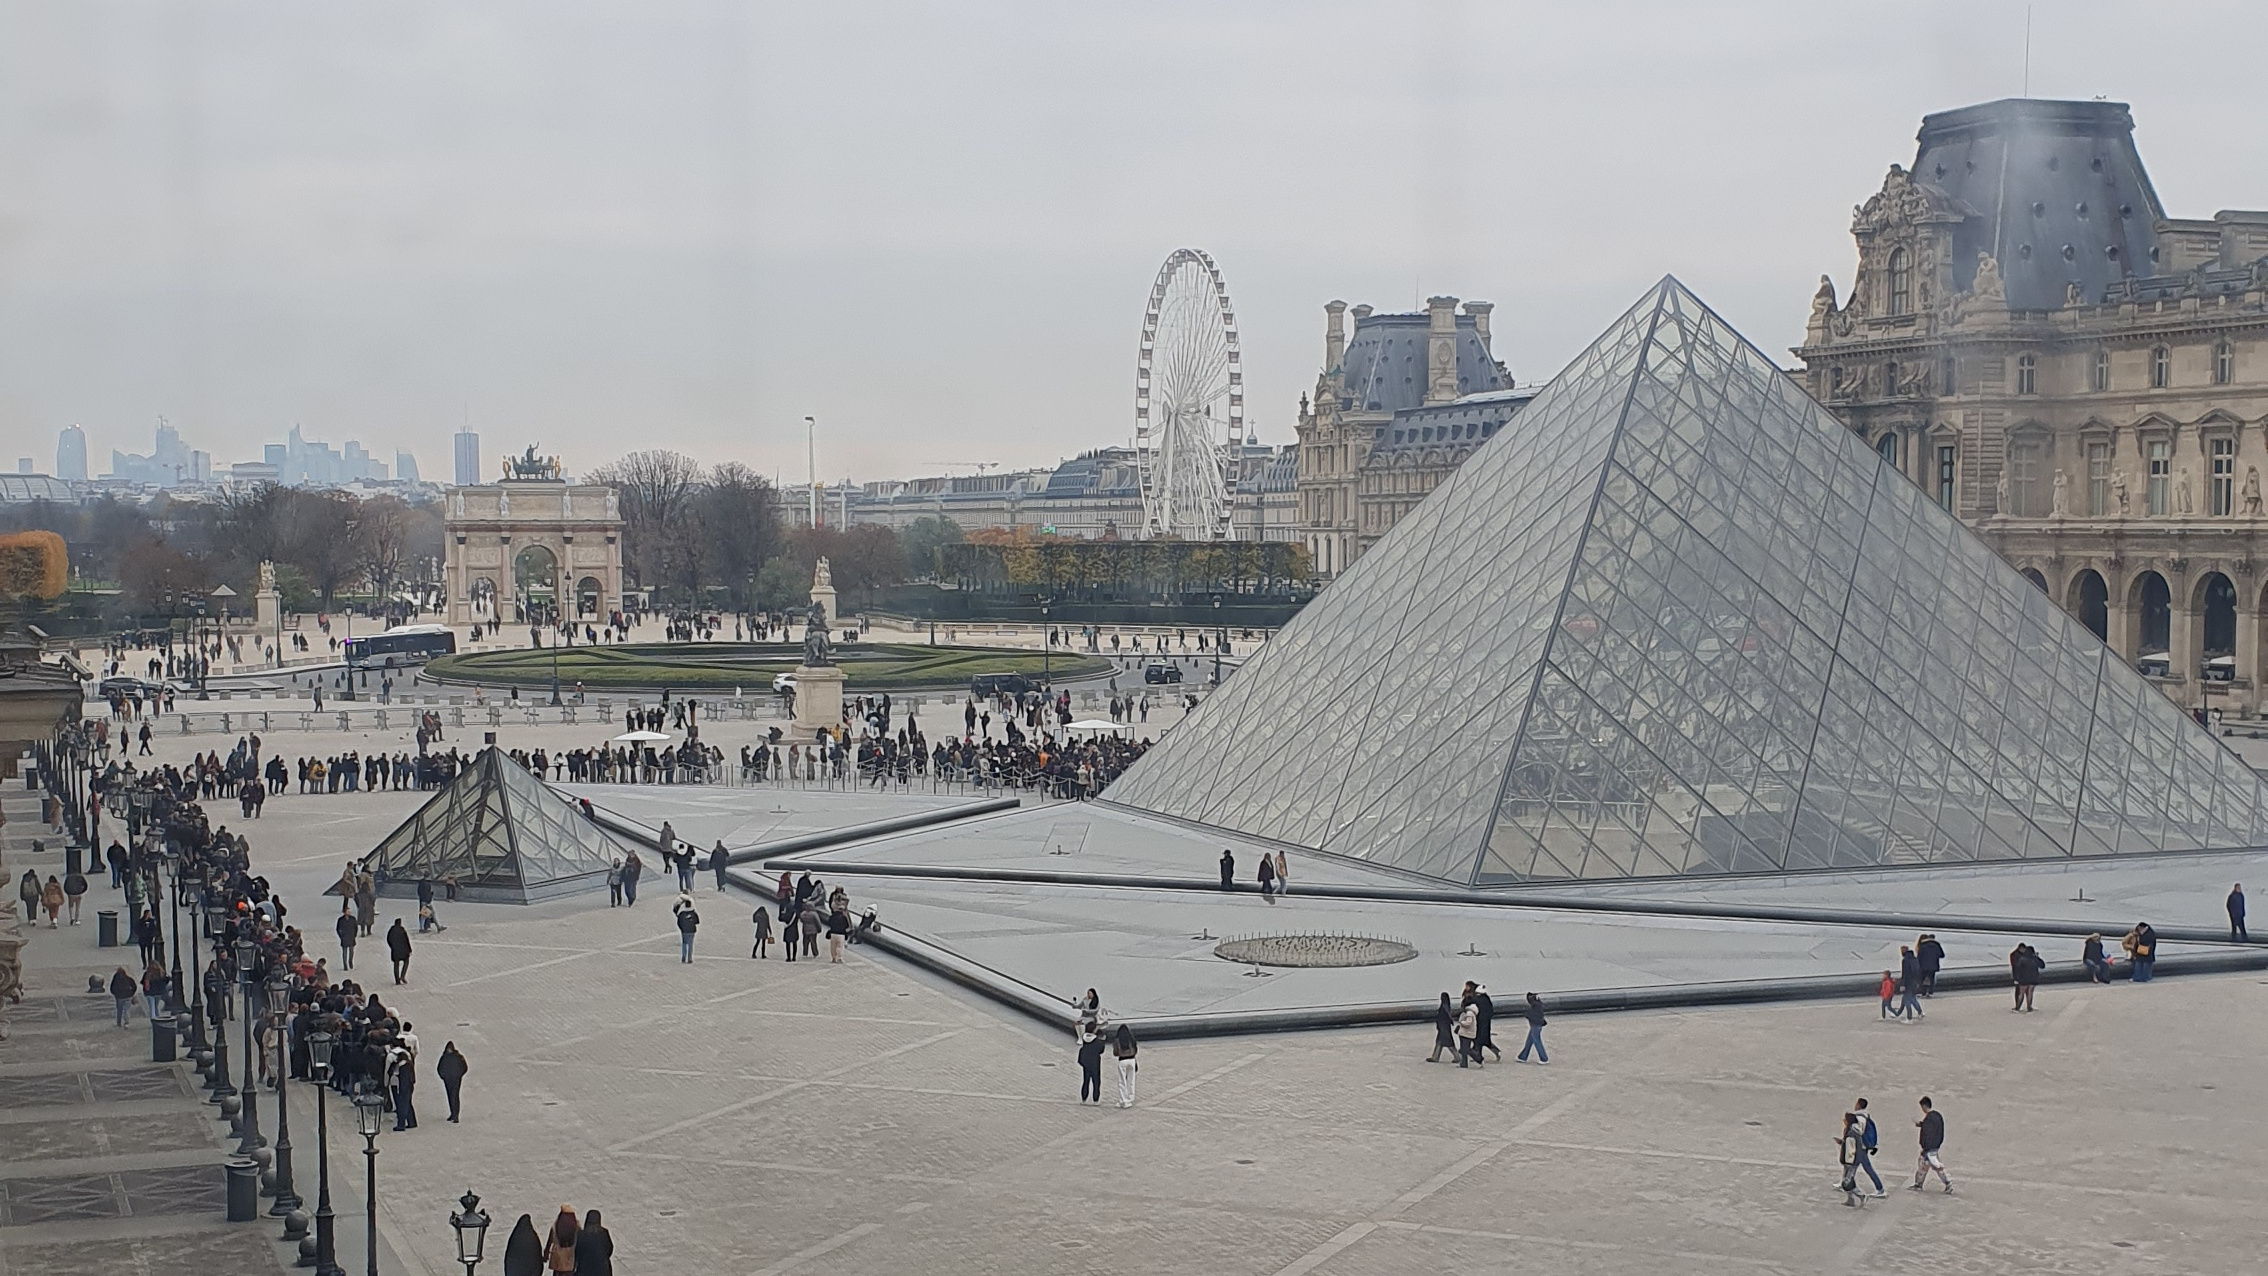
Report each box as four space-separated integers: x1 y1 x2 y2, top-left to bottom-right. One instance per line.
1800 98 2268 714
1296 295 1514 578
443 481 625 625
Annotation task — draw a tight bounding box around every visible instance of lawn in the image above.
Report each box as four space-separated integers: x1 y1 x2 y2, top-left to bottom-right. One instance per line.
425 642 1110 692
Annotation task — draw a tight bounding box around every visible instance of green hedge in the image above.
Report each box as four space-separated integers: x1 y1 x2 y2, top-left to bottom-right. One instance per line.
425 642 1111 692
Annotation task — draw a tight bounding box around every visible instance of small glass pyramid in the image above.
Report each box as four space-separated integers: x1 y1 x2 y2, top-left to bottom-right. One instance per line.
1105 278 2268 885
366 747 631 901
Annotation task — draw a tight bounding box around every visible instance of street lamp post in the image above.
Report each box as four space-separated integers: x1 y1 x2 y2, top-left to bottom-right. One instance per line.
233 936 265 1154
1040 597 1051 689
354 1090 386 1276
164 843 188 1023
266 972 301 1214
307 1029 345 1276
450 1190 492 1275
203 904 233 1102
1212 594 1223 686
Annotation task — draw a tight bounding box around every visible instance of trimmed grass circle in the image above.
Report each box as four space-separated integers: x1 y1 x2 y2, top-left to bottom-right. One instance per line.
424 642 1112 693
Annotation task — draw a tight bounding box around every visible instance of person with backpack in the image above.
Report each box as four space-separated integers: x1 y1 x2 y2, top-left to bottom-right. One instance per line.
1909 1096 1954 1193
1849 1097 1885 1197
673 896 700 963
1835 1111 1868 1207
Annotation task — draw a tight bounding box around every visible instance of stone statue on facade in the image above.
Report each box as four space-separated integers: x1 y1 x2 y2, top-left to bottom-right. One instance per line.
1994 469 2010 513
2065 281 2088 308
801 599 834 668
497 487 510 517
813 556 832 589
2176 470 2194 515
2244 466 2263 516
2051 469 2070 517
605 489 619 518
1972 251 2005 302
2111 470 2130 516
1810 274 1837 321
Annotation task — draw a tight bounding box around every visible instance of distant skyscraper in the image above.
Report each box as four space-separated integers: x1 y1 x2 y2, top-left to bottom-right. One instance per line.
395 450 421 484
55 425 88 482
454 429 480 486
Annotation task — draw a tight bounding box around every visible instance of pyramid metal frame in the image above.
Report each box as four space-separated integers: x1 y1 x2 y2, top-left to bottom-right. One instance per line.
1104 277 2268 886
365 747 632 903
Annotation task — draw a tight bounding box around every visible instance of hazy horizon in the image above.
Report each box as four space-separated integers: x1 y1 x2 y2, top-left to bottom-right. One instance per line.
6 1 2267 486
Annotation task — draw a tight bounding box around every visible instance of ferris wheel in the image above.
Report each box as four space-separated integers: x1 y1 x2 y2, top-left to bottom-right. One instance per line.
1135 248 1242 540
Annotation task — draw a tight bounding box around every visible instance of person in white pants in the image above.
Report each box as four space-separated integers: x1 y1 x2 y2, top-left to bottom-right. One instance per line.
1111 1024 1139 1108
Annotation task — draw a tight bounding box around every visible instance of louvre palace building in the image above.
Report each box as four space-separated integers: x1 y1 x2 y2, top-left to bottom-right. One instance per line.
1800 98 2268 715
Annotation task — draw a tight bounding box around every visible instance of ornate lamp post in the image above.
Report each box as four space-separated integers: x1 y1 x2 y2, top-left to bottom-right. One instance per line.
164 841 188 1022
233 935 264 1153
1040 596 1052 690
449 1190 492 1275
306 1029 345 1276
266 971 301 1215
353 1089 386 1276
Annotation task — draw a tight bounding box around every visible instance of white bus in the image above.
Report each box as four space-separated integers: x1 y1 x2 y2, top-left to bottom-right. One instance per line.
342 624 458 672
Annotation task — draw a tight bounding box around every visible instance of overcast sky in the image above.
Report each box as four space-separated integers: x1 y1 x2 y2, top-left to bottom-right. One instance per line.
5 1 2267 486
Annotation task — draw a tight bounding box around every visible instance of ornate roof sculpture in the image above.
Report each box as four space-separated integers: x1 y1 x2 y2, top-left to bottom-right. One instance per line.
365 747 631 902
1104 278 2268 885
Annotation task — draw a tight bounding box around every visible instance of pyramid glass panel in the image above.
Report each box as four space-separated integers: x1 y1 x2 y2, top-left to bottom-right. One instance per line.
366 747 633 902
1104 277 2268 885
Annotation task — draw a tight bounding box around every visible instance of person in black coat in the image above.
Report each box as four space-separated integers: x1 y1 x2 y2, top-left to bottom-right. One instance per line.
1916 934 1945 995
1076 1027 1107 1103
574 1209 614 1276
1218 848 1234 890
1427 992 1456 1063
501 1214 544 1276
436 1041 468 1122
335 907 358 970
385 919 413 985
1473 985 1501 1062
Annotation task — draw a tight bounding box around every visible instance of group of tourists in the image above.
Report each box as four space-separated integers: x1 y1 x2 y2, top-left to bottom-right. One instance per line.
1067 990 1141 1107
500 1205 614 1276
1429 983 1549 1068
1833 1095 1956 1206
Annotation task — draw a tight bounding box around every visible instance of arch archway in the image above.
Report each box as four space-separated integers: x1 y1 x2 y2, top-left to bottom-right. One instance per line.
2067 569 2109 641
2132 571 2171 668
2198 572 2237 682
577 575 603 618
2019 567 2048 594
514 544 560 626
468 577 498 619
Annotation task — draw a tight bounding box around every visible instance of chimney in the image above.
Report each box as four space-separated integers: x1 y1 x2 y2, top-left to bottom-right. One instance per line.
1425 295 1459 404
1351 303 1374 321
1324 300 1348 370
1463 300 1494 355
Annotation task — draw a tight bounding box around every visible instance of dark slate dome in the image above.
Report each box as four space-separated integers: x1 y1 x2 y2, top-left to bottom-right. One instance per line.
1912 98 2163 311
1336 313 1507 414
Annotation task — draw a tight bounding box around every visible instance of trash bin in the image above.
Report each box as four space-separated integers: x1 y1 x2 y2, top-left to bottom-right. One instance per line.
97 910 119 948
225 1157 260 1222
152 1013 177 1063
65 844 83 877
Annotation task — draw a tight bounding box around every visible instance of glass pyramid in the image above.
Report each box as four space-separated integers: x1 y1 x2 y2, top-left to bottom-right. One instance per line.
366 747 631 902
1105 277 2268 885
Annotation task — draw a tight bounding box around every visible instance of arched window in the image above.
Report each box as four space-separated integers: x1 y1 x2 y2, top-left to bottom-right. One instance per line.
1888 248 1911 315
2151 345 2171 388
2091 349 2111 392
2214 341 2234 385
1876 432 1899 469
2016 353 2037 395
1885 361 1900 395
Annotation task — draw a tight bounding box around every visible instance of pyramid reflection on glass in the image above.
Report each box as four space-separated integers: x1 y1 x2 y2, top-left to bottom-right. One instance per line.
1104 278 2268 885
366 747 633 902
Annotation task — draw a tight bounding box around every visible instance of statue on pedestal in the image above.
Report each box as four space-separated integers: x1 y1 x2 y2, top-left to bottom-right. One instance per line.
258 560 276 593
813 557 832 589
802 600 833 668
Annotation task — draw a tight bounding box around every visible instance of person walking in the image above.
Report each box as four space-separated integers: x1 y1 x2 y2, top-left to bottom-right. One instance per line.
1909 1097 1954 1193
1076 1025 1107 1103
1111 1023 1140 1108
141 961 169 1022
1835 1111 1868 1207
1916 933 1944 996
573 1209 614 1276
1850 1097 1886 1197
2082 932 2112 983
1878 970 1898 1020
386 918 413 985
1453 997 1480 1068
1473 984 1502 1062
63 868 87 925
108 966 136 1027
544 1206 580 1274
355 870 377 938
621 850 642 906
418 900 445 934
1218 848 1234 891
1273 849 1289 897
2231 884 2249 942
40 875 63 928
606 857 623 907
750 905 772 959
436 1041 468 1122
502 1214 543 1276
335 906 358 970
674 896 700 963
825 905 850 963
1517 991 1549 1063
1897 946 1925 1020
1427 992 1457 1063
711 841 731 892
1256 853 1275 900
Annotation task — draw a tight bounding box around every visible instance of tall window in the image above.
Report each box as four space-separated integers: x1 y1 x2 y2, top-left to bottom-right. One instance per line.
2214 341 2234 385
2016 353 2037 395
1937 444 1956 512
1888 248 1911 315
2147 439 2171 515
2086 441 2111 515
1939 354 1956 396
2213 437 2236 515
2008 436 2045 515
1876 432 1900 470
2152 345 2171 388
2092 349 2111 392
1885 361 1900 395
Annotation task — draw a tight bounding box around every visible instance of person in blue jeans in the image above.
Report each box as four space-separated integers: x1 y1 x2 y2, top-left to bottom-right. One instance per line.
1517 992 1549 1064
673 897 699 963
1849 1097 1886 1196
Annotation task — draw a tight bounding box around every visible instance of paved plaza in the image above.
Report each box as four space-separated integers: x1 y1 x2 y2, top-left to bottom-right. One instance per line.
9 736 2268 1273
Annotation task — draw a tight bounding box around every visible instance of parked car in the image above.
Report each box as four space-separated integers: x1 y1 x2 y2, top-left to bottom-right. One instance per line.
772 672 798 693
970 673 1034 697
1143 662 1183 685
96 676 170 699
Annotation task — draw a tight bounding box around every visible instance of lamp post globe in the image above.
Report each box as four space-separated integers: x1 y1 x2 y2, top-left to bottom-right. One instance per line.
450 1190 492 1274
306 1030 344 1276
266 971 301 1214
232 935 264 1153
353 1090 385 1276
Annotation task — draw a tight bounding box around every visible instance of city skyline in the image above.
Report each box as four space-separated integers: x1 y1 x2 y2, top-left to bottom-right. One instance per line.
6 3 2268 485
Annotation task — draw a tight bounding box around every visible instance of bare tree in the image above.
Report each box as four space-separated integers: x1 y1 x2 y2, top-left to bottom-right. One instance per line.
590 450 704 598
